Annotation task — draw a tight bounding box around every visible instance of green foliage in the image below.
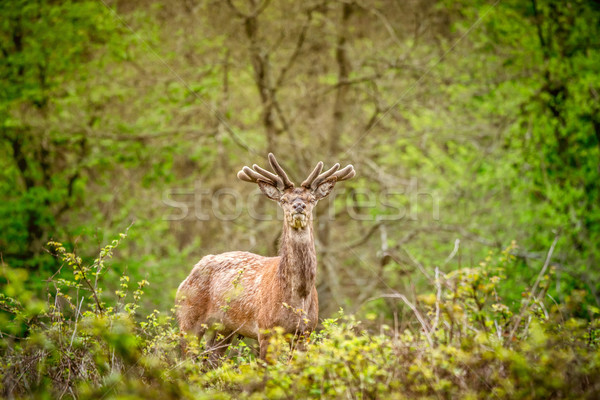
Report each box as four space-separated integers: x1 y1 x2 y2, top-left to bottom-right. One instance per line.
0 0 127 268
1 232 599 398
436 0 600 297
2 0 600 397
2 0 599 308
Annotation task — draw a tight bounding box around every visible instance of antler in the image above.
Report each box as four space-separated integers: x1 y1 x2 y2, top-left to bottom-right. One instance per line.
237 153 295 190
302 161 355 190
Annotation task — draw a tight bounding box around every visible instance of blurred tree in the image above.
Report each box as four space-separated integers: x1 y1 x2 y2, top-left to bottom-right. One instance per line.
1 0 599 318
441 0 600 303
0 0 124 267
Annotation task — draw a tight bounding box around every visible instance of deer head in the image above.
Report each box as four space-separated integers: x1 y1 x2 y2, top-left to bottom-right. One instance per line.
237 153 355 230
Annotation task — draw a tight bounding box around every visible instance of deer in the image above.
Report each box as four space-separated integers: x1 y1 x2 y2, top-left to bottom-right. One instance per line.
176 153 355 361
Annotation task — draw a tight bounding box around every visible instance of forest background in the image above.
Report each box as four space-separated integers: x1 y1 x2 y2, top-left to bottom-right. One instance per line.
1 0 600 398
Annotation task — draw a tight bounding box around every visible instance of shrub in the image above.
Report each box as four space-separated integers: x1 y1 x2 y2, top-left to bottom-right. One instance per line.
1 233 598 399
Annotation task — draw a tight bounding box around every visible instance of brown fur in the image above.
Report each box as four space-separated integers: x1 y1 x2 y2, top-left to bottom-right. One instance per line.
176 156 353 361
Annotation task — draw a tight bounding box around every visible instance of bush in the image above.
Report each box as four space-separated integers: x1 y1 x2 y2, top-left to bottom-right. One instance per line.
1 233 599 399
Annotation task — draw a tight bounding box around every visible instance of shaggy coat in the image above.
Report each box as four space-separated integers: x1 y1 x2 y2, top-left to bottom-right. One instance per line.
176 221 318 359
175 154 354 360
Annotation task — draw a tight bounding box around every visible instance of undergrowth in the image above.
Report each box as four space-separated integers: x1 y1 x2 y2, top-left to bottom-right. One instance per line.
1 233 599 399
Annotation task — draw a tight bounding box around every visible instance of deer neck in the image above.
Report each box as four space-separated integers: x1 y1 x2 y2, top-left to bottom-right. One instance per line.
278 219 317 299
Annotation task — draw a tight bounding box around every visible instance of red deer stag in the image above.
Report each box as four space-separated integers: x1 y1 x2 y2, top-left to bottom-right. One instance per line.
176 153 355 360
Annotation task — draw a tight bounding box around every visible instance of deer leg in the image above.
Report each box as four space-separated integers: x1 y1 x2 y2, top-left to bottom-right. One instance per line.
177 303 207 358
179 334 188 357
206 329 234 366
292 298 317 353
258 331 272 362
226 335 245 359
289 330 308 353
180 324 207 358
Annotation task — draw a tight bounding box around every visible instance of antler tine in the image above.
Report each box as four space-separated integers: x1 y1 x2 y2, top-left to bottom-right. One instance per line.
252 164 284 189
268 153 295 188
237 154 296 189
301 161 324 188
243 166 273 183
331 164 355 182
237 169 254 183
311 163 341 189
238 165 281 188
238 170 254 182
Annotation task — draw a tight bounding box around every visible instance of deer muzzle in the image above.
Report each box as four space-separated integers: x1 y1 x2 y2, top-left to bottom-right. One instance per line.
290 212 307 229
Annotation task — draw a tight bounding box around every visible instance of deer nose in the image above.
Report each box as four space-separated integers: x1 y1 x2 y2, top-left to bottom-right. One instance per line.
293 202 306 213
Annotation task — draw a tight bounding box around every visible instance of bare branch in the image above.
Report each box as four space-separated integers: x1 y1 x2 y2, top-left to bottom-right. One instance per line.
275 9 313 88
507 234 560 343
442 239 461 266
366 293 433 348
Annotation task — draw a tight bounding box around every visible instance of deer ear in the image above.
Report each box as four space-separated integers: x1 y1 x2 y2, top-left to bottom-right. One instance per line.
257 180 282 201
314 177 337 200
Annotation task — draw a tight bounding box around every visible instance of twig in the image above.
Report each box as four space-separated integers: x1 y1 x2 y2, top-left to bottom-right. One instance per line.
546 293 565 325
494 320 502 341
366 294 433 347
528 235 560 300
431 267 442 333
507 235 559 342
330 221 383 252
69 297 85 349
275 9 313 88
400 245 433 282
81 271 103 315
443 239 460 266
